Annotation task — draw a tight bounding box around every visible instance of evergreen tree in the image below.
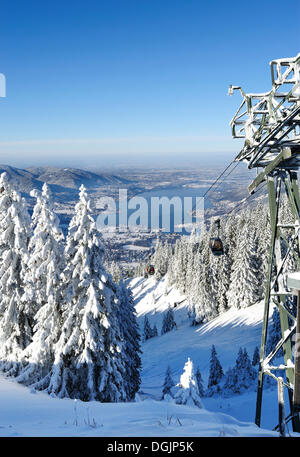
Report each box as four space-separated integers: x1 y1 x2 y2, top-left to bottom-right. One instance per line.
152 324 158 338
143 316 153 341
143 315 158 340
252 346 260 366
196 231 218 322
236 348 257 390
195 366 205 397
162 365 175 399
135 262 145 278
16 184 65 387
161 308 176 335
46 185 127 402
173 239 188 294
189 252 203 324
106 261 123 284
152 239 169 281
207 345 224 396
117 279 142 400
226 220 261 309
224 213 239 265
223 347 256 395
215 243 231 314
184 237 196 295
0 173 31 374
174 358 204 408
223 367 238 396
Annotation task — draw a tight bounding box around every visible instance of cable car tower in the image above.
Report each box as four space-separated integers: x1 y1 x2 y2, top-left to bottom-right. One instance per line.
229 52 300 432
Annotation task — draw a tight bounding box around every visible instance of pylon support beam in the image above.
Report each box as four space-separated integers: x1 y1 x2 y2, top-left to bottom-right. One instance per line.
255 169 300 432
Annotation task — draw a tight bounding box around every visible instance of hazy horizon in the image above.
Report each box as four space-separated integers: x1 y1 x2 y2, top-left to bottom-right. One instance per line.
0 150 237 170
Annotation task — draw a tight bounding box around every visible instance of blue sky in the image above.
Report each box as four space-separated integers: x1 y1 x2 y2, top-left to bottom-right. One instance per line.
0 0 299 168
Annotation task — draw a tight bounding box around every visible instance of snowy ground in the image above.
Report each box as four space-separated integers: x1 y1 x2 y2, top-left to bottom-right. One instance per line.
0 375 276 437
0 275 294 437
131 276 296 434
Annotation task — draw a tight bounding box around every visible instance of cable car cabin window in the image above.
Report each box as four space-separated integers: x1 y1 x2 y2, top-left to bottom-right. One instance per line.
209 237 224 256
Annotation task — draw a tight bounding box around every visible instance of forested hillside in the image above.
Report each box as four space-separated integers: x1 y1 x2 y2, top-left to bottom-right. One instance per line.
136 198 296 324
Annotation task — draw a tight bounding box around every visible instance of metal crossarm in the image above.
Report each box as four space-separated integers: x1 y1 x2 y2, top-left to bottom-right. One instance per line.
230 53 300 172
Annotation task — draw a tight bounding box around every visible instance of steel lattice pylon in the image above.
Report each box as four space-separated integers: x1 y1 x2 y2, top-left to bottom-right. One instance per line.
230 53 300 432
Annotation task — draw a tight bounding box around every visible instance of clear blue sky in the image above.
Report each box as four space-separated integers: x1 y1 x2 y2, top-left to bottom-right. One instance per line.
0 0 299 168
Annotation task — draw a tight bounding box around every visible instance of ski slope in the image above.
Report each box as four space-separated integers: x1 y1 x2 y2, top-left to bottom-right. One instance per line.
131 276 288 433
0 275 290 437
0 372 276 437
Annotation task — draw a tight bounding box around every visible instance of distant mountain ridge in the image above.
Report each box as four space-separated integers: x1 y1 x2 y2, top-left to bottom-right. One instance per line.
0 164 131 196
26 166 131 188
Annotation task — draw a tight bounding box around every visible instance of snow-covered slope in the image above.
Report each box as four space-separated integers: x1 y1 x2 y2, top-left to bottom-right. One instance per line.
0 275 287 436
0 375 276 437
130 276 282 432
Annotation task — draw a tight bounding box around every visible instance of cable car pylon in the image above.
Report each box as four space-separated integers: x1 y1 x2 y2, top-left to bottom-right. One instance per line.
229 52 300 432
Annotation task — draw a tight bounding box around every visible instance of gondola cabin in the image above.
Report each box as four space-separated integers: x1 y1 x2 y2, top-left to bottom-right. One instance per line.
209 218 224 256
145 264 155 275
209 237 224 256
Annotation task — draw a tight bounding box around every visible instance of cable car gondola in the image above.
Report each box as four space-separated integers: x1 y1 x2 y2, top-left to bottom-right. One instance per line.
209 219 224 256
145 264 155 275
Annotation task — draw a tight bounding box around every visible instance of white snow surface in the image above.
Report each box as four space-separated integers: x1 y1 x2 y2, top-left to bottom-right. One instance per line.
0 275 292 437
131 276 297 435
0 375 275 437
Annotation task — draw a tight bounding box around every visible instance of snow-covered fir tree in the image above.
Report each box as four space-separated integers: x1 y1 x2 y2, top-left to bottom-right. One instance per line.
16 183 65 387
161 365 175 399
207 345 224 396
222 367 237 397
188 250 203 325
252 346 260 367
105 260 123 284
134 262 145 278
223 347 256 396
152 324 158 337
194 231 218 323
224 213 239 266
182 232 198 295
161 307 176 335
116 279 142 400
45 185 127 402
215 242 231 314
234 348 257 391
172 239 188 294
152 238 169 281
143 316 153 341
226 215 262 309
174 358 204 408
195 366 205 397
0 173 31 374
